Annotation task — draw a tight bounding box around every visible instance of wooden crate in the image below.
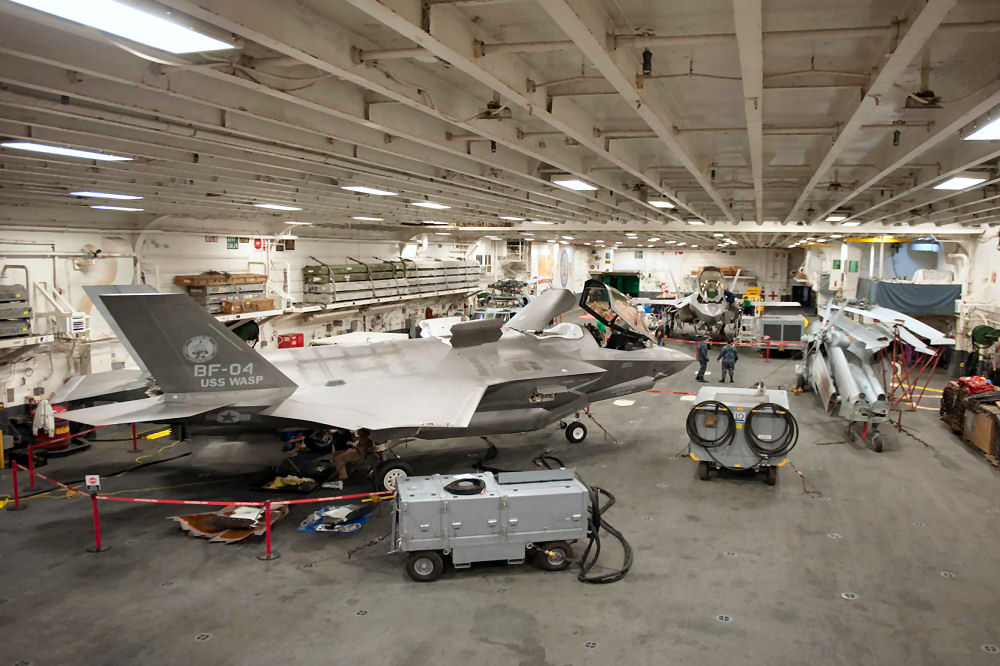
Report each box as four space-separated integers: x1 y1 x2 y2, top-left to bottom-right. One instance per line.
174 273 266 287
220 297 275 314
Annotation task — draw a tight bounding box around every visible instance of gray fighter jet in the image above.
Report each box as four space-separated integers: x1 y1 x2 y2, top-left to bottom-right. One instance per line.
56 280 693 489
636 266 743 340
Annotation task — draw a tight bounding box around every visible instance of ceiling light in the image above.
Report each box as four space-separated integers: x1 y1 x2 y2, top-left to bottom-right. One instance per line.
625 233 638 238
842 221 861 227
559 240 569 244
421 220 449 225
484 235 502 240
71 190 141 200
583 242 591 246
691 244 699 248
713 233 724 237
352 216 383 221
561 235 574 240
433 232 451 236
648 200 675 209
412 201 451 209
254 203 301 211
933 173 988 190
90 205 143 211
342 185 398 196
677 242 687 246
2 141 131 161
499 216 525 221
664 240 676 244
647 237 659 242
687 220 705 226
8 0 234 54
546 239 558 243
530 220 554 225
285 221 313 226
830 234 843 239
825 214 848 222
552 178 598 191
966 117 1000 141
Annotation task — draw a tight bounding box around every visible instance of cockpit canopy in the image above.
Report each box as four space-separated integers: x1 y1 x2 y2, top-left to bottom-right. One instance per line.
580 279 654 342
698 267 725 303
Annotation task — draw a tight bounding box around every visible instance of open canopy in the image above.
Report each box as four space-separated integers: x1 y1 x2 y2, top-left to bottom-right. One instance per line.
580 279 654 343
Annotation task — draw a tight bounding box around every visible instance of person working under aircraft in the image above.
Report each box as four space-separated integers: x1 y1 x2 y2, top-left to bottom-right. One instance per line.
333 428 372 482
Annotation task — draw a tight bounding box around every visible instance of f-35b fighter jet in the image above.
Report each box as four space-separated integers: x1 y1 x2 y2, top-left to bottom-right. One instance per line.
56 280 693 489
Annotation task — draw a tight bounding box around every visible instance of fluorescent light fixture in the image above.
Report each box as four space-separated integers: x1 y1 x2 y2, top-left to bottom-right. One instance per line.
625 233 638 238
352 216 383 221
546 239 558 243
342 185 398 196
966 117 1000 141
559 240 569 244
647 237 659 242
842 221 861 227
2 141 131 161
90 205 143 211
560 235 574 240
933 172 988 190
9 0 234 54
825 214 848 222
677 242 687 246
421 220 449 225
254 203 301 211
412 201 451 209
433 232 451 236
691 244 699 248
713 233 724 237
830 234 843 239
499 215 525 221
687 220 705 226
530 220 554 225
583 242 591 246
648 200 675 209
552 178 597 191
285 221 313 226
71 190 141 200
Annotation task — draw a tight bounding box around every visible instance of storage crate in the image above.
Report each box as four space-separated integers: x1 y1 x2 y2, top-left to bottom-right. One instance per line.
0 319 30 337
220 297 275 314
0 284 27 302
0 302 31 320
174 273 266 287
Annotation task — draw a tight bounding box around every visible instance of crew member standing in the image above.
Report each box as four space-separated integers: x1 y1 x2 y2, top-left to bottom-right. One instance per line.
695 336 710 382
718 342 739 383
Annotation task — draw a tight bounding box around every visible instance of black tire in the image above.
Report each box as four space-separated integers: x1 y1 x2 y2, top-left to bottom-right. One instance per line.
535 541 573 571
304 430 334 453
698 461 710 481
375 460 413 492
766 466 778 486
406 551 444 582
871 432 884 453
565 421 587 444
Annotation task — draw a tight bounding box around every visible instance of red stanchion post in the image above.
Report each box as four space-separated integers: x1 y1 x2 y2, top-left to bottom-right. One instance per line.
6 460 25 511
257 500 280 561
87 493 109 553
765 337 771 363
131 423 138 453
27 444 35 489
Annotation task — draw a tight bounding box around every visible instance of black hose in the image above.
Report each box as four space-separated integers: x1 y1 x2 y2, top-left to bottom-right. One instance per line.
576 482 632 584
744 403 799 458
686 400 736 449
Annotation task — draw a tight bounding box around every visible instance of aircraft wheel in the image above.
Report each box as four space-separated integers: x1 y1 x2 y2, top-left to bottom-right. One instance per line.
565 421 587 443
698 461 710 481
535 541 573 571
375 460 413 492
765 466 778 486
406 551 444 582
871 432 884 453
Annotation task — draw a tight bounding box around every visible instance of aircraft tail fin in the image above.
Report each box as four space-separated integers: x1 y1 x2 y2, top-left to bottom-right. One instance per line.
85 286 296 394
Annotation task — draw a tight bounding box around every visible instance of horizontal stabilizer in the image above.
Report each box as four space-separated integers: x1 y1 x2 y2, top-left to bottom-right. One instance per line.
52 368 149 404
59 395 233 426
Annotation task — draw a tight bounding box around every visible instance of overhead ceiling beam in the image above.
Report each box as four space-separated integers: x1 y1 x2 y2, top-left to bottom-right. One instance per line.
535 0 735 221
153 0 689 222
783 0 958 223
814 80 1000 223
732 0 764 225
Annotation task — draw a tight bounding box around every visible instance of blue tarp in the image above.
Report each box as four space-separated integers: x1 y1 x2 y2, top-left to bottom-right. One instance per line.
857 278 960 315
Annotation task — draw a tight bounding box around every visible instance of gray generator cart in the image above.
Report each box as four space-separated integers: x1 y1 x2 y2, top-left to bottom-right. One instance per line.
390 469 589 582
687 385 798 485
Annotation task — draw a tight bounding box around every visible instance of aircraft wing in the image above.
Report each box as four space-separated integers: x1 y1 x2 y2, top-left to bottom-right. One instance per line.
59 395 234 426
260 378 488 430
52 368 149 403
832 304 953 346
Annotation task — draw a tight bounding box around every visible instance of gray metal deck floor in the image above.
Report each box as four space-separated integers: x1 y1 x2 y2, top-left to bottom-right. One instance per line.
2 347 998 665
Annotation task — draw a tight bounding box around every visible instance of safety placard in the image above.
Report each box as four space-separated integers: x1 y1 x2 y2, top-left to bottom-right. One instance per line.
84 474 101 491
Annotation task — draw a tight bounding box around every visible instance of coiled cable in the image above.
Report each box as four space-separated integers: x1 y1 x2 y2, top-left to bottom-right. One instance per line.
686 400 736 449
744 403 799 458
